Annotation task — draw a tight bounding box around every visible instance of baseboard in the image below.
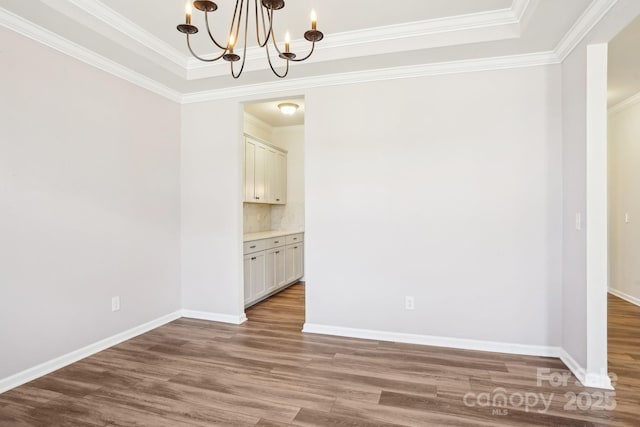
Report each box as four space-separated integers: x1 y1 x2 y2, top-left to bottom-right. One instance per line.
559 349 613 390
608 288 640 308
0 310 182 394
303 323 615 390
302 323 560 357
181 309 247 325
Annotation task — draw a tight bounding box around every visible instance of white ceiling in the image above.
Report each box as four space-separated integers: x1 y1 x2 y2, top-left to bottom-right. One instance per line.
2 0 632 103
245 97 305 127
105 0 513 53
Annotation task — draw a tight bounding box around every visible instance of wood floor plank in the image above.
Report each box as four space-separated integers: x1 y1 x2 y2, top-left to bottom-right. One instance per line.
294 406 404 427
1 286 640 426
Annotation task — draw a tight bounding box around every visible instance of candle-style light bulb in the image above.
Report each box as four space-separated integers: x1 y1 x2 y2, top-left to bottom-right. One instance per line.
228 34 235 51
310 9 317 30
185 1 192 25
285 31 291 53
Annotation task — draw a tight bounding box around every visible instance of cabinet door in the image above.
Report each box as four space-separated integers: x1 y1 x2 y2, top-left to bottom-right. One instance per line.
293 243 304 280
254 144 267 202
285 244 296 284
275 247 286 288
244 140 256 202
244 252 267 304
247 252 266 301
265 249 278 292
243 255 252 303
275 152 287 204
265 149 277 204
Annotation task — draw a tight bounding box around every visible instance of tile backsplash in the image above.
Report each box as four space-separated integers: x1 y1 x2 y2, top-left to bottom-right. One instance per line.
243 203 272 233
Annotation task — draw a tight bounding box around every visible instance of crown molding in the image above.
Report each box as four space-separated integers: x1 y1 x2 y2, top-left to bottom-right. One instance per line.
0 7 182 103
182 50 559 104
42 0 188 77
183 0 619 102
608 91 640 115
66 0 188 68
555 0 619 61
512 0 532 21
186 1 531 79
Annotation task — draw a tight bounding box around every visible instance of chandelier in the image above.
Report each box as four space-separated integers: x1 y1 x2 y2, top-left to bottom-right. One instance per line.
177 1 324 79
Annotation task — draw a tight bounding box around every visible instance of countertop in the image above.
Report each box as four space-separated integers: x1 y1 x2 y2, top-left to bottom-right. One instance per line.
243 230 304 242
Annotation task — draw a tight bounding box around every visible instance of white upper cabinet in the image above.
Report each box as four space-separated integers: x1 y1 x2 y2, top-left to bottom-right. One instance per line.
244 135 287 205
275 151 287 204
244 139 256 202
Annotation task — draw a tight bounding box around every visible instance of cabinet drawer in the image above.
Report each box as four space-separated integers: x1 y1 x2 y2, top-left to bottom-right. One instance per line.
285 233 304 245
266 237 286 249
244 240 267 254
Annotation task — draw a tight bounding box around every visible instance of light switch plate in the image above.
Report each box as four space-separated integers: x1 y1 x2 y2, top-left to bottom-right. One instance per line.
575 213 582 231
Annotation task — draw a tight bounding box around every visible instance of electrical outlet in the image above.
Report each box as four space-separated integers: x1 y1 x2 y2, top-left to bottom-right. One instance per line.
405 296 415 311
111 296 120 312
575 213 582 231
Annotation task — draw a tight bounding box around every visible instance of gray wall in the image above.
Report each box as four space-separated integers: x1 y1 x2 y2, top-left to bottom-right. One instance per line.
0 27 181 379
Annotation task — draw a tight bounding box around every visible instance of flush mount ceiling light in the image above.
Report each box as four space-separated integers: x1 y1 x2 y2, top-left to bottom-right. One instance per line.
278 103 299 115
177 1 324 79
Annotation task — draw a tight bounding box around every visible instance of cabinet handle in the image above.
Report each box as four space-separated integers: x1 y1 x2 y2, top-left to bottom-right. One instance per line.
255 197 260 200
276 199 280 201
251 257 257 260
294 246 298 249
274 241 279 244
250 245 256 249
275 251 280 254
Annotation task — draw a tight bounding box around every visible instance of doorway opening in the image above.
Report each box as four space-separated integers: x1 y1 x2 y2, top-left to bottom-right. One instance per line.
607 15 640 386
240 97 306 319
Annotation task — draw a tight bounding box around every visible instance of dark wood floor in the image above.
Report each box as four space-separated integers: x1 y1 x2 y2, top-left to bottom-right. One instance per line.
1 285 639 426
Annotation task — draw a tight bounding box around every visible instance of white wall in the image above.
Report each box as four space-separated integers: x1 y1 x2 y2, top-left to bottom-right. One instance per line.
562 42 589 368
243 112 272 142
302 66 563 346
608 104 640 302
181 66 563 348
181 102 244 317
0 28 181 380
272 125 305 232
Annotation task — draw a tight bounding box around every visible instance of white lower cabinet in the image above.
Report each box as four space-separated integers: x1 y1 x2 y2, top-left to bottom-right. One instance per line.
285 243 304 284
265 248 284 293
243 252 266 302
244 233 303 307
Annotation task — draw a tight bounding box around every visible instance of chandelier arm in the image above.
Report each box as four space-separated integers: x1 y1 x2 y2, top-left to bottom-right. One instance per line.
287 41 316 62
255 1 274 48
186 34 227 62
231 0 251 79
268 22 285 56
263 43 289 78
231 0 245 52
229 0 242 47
204 11 227 50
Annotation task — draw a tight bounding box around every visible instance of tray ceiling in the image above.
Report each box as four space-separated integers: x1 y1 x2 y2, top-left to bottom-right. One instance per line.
1 0 627 102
